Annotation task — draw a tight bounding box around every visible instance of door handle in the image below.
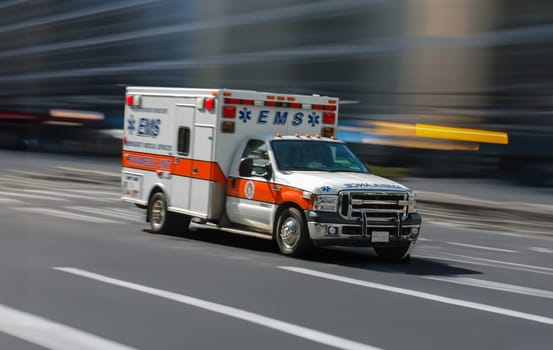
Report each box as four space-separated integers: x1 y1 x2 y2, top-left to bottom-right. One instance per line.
192 167 198 175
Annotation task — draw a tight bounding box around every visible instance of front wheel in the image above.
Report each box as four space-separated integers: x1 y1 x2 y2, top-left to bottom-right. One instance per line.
275 207 312 257
374 246 411 263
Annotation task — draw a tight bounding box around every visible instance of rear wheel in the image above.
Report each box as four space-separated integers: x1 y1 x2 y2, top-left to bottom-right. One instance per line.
275 207 312 257
148 192 190 235
374 246 411 263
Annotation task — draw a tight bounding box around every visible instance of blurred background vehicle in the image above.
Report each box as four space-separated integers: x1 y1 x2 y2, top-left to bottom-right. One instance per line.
1 0 552 185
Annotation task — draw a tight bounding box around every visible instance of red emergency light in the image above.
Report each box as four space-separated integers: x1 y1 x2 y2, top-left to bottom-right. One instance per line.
323 112 335 124
205 98 215 110
223 106 236 118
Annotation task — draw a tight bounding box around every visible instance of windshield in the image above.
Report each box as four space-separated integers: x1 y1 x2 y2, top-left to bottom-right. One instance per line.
271 140 370 173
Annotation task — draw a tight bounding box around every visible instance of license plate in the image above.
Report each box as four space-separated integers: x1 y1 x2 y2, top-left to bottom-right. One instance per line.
122 173 142 199
371 231 389 243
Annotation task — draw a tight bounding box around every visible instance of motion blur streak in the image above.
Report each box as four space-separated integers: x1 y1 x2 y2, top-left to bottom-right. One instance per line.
1 0 552 182
415 124 509 144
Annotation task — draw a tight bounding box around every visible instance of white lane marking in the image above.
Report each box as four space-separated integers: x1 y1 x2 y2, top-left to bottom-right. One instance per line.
279 266 553 326
68 207 143 222
54 267 383 350
444 241 518 253
0 304 136 350
424 276 553 299
529 247 553 254
103 207 145 219
417 237 432 242
17 189 119 202
0 197 22 204
64 190 118 195
0 191 67 201
14 208 121 224
416 254 553 277
442 253 553 272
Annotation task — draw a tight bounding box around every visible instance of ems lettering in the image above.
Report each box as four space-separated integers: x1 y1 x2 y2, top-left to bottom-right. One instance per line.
273 111 288 125
292 112 303 126
137 118 161 138
257 110 269 124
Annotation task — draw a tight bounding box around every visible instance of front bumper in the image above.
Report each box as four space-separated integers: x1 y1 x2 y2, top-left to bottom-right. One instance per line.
306 211 422 248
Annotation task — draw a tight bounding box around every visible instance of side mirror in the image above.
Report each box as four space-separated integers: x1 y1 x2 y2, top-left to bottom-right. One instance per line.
239 158 253 177
264 164 273 180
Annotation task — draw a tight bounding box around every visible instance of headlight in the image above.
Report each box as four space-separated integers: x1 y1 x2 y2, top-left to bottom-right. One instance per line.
312 194 338 212
408 191 417 214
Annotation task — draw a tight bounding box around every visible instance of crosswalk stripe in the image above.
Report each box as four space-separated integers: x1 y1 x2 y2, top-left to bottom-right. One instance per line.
0 303 137 350
68 206 143 222
14 207 121 224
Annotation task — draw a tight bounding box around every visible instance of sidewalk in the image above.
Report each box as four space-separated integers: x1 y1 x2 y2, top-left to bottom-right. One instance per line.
403 178 553 221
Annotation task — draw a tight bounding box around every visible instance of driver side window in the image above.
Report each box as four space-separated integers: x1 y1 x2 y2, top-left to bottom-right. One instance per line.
241 139 270 176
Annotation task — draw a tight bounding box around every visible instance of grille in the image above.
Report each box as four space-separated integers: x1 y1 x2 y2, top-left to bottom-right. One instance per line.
339 191 408 221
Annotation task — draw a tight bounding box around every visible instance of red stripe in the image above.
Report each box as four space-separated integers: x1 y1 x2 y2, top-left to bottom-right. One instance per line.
226 177 313 210
122 151 226 183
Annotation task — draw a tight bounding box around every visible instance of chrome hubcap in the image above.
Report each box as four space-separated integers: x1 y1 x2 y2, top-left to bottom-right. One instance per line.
151 199 165 230
280 217 299 249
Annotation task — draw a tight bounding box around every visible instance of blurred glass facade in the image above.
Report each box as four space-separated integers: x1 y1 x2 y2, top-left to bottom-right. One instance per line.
1 0 552 182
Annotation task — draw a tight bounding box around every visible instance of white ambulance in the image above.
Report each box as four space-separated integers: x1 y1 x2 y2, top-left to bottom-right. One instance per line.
121 87 421 261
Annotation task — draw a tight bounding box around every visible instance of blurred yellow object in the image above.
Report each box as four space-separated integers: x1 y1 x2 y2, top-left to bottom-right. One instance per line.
49 109 104 121
415 123 509 144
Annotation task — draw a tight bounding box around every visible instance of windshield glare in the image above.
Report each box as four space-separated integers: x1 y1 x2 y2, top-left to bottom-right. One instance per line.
271 140 370 173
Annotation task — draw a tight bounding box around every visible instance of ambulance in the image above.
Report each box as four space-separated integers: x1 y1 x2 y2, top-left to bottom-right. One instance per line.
121 87 421 261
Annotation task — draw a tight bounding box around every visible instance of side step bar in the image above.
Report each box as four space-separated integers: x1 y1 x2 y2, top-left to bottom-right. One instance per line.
191 222 273 240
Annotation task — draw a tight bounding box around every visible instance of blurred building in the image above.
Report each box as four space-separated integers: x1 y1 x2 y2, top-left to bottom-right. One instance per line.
1 0 552 182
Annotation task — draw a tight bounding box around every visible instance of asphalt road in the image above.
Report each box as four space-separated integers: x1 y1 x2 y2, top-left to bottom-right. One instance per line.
1 150 553 350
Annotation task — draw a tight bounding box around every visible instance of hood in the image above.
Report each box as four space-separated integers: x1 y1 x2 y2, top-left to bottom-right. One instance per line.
277 171 410 194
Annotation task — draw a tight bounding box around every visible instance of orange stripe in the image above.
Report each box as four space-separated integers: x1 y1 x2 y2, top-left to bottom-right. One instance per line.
227 177 313 210
122 151 226 183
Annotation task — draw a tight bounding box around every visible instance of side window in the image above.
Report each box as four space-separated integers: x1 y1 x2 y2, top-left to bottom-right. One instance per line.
241 139 270 176
177 127 190 155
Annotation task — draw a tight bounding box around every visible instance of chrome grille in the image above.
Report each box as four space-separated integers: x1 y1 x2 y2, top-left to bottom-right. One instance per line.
339 191 408 220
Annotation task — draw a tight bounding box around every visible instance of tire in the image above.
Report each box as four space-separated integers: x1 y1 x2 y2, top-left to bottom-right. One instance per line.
275 207 312 257
148 192 190 235
374 246 411 263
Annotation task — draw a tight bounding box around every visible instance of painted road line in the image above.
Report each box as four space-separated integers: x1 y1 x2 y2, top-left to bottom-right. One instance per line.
68 207 143 222
444 241 518 253
54 267 384 350
442 253 553 272
279 266 553 326
529 247 553 254
424 276 553 299
0 191 67 201
103 207 145 220
0 197 22 204
14 207 121 224
416 254 553 277
0 304 136 350
17 189 119 202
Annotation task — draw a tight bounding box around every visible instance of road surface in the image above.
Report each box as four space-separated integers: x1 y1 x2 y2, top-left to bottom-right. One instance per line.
1 150 552 350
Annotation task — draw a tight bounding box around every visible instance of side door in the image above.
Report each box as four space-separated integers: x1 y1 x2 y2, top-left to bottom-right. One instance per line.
170 105 194 212
226 139 275 232
188 124 215 216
